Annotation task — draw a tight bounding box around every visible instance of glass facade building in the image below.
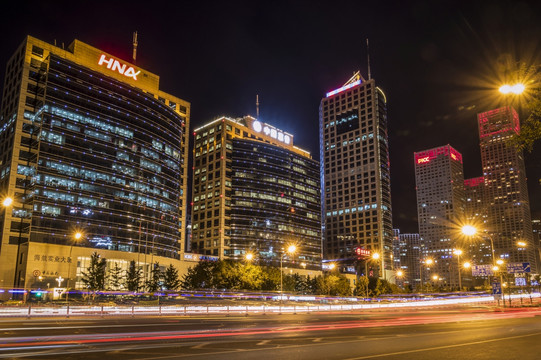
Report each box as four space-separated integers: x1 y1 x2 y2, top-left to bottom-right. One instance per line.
0 36 190 290
192 116 322 269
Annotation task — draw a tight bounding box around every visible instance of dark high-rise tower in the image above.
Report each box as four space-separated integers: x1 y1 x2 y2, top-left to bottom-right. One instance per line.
319 73 392 277
478 107 537 273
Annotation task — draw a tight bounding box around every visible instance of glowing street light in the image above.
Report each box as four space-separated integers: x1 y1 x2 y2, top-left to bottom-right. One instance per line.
517 241 527 248
419 258 434 292
453 249 463 290
280 244 297 297
245 252 254 262
2 196 13 207
463 261 471 269
66 230 84 304
396 270 404 277
499 83 525 95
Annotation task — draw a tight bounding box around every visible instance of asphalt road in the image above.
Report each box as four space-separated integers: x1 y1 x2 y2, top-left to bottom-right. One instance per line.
2 307 541 359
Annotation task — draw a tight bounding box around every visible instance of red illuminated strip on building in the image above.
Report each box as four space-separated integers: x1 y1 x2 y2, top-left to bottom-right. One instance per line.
414 145 463 164
464 176 485 187
478 107 520 138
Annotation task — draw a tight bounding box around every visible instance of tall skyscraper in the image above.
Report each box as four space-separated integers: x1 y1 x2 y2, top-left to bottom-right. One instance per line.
414 145 465 288
320 72 393 277
191 116 321 269
0 36 190 290
478 107 537 273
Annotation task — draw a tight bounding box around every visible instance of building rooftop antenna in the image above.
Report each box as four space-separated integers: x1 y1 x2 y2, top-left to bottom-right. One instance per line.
256 94 260 119
132 31 138 64
366 38 371 80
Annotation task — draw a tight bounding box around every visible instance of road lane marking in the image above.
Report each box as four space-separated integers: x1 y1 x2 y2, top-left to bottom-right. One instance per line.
343 331 541 359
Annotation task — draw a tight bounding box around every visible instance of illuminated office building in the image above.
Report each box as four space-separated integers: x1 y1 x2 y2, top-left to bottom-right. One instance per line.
0 36 190 290
191 116 321 268
477 107 537 273
392 229 420 289
414 145 465 288
320 73 393 278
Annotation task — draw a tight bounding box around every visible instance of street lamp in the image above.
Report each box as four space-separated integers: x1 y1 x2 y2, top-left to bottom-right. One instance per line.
66 231 84 304
462 225 506 305
461 225 496 265
2 196 13 207
419 258 434 292
499 83 525 95
245 252 254 262
453 249 463 290
280 244 297 298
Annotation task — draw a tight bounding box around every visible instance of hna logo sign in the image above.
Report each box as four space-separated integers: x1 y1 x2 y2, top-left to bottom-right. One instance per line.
98 54 141 80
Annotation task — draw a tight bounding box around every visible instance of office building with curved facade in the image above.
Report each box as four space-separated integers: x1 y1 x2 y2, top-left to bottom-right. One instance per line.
0 36 190 291
192 116 321 269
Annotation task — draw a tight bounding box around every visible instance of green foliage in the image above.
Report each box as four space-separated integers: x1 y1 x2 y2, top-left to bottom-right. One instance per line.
354 276 369 297
163 264 181 290
107 262 125 291
181 260 221 289
507 63 541 153
260 266 281 291
81 252 107 291
126 260 142 292
315 274 351 296
145 262 162 292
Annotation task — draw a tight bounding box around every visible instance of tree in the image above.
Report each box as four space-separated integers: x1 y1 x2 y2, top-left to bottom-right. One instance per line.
126 260 142 292
145 262 162 292
81 252 107 292
108 262 125 291
163 264 181 290
181 260 220 289
506 63 541 153
354 276 369 297
315 274 351 296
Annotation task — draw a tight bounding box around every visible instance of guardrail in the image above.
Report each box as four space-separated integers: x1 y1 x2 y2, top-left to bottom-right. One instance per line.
1 293 536 318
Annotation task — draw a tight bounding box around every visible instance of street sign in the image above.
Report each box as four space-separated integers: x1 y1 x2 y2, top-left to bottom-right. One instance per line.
472 264 494 277
355 247 371 258
492 279 502 295
507 262 531 273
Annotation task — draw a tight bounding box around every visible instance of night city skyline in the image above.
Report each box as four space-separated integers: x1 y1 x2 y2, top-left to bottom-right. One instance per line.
2 3 541 359
1 0 540 233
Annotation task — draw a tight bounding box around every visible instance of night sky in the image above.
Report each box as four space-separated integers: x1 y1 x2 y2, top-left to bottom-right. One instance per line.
2 1 540 232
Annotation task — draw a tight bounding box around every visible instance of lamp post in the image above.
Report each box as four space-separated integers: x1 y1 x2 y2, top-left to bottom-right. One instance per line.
66 231 83 304
453 249 463 290
280 244 296 299
462 225 506 307
419 258 433 292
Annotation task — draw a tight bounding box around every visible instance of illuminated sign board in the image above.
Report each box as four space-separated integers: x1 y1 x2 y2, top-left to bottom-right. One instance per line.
415 146 463 165
252 120 291 145
326 80 361 97
98 54 141 80
355 247 371 257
